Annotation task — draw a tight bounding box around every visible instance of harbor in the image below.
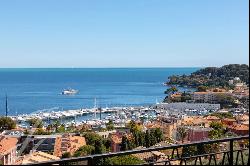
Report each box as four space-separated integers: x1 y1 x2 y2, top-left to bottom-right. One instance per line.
9 101 221 129
10 105 160 128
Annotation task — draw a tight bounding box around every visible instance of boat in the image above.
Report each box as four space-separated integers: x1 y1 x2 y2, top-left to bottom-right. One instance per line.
62 88 79 95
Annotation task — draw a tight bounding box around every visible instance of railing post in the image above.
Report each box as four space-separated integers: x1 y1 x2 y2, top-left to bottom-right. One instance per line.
88 157 95 166
229 140 234 165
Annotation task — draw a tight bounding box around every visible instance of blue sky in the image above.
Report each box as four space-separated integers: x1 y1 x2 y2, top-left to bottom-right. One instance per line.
0 0 249 68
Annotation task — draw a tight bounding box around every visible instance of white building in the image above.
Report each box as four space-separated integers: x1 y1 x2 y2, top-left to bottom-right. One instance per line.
156 102 220 112
192 91 231 103
96 130 117 139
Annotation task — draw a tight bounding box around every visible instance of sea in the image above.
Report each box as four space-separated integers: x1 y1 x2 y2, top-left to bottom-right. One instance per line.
0 68 199 116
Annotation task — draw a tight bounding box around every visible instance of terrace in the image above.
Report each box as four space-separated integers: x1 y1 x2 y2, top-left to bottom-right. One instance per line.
26 135 249 165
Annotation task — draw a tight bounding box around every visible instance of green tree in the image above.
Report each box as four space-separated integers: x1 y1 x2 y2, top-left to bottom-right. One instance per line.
196 144 206 155
197 86 208 92
0 117 16 132
216 94 238 108
164 86 178 95
57 124 65 133
209 121 225 139
209 121 224 131
106 120 115 131
102 155 145 165
208 112 233 119
138 131 145 147
33 128 50 135
182 146 197 157
73 145 95 157
24 129 30 135
121 135 129 151
83 132 102 145
62 152 72 158
150 129 157 146
145 130 151 148
53 120 61 132
127 137 136 150
128 120 137 134
103 138 112 152
94 139 106 154
27 118 43 128
133 131 140 147
180 92 192 102
177 127 188 143
154 128 164 143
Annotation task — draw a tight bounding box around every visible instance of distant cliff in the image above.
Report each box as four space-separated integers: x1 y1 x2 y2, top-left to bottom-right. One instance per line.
167 64 249 88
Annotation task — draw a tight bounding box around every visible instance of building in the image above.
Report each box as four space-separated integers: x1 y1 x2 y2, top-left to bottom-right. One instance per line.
228 124 249 136
19 135 58 154
0 136 18 165
53 133 86 157
156 102 220 112
110 133 122 152
157 117 181 139
204 115 220 122
96 130 117 139
192 91 232 104
20 151 60 164
186 126 212 142
232 88 249 99
181 116 209 127
221 118 236 126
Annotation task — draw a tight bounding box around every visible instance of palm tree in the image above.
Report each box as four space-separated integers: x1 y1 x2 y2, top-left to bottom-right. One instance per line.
53 120 61 132
177 127 187 143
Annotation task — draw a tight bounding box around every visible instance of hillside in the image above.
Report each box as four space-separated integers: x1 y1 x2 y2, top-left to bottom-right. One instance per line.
167 64 249 88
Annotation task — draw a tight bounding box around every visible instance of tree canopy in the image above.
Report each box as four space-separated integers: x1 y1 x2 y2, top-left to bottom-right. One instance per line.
102 155 145 165
177 127 188 143
167 64 249 88
0 117 16 132
106 120 115 131
27 118 43 128
73 145 95 157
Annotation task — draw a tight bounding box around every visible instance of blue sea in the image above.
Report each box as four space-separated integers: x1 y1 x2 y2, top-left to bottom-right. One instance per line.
0 68 198 116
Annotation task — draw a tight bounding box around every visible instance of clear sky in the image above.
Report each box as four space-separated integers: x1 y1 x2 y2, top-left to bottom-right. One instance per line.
0 0 249 68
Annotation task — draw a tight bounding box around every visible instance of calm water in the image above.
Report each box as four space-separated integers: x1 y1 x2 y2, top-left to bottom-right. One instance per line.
0 68 198 115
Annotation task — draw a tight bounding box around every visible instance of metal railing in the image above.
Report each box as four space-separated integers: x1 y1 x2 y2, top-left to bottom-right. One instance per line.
27 135 249 165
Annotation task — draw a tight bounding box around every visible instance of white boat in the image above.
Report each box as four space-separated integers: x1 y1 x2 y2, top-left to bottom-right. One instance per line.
62 88 79 95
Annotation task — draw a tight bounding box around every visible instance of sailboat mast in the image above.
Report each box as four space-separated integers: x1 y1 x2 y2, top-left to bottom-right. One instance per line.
5 94 8 117
94 98 97 119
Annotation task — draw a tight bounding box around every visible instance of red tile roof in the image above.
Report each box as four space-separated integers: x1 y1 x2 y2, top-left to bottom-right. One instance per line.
0 136 18 155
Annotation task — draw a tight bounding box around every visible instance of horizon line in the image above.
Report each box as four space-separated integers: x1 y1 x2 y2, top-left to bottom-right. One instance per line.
0 64 247 69
0 66 204 69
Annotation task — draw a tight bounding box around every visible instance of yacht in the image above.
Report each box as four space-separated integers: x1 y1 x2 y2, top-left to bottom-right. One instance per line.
62 88 79 95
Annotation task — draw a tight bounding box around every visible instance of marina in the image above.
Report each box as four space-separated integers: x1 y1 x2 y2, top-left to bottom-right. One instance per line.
10 102 218 129
10 105 159 128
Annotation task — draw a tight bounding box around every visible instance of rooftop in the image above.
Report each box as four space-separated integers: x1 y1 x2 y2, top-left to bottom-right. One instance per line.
21 151 60 164
0 136 18 155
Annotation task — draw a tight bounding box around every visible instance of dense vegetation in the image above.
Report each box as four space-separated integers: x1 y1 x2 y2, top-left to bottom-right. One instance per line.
204 112 234 119
101 155 145 165
0 117 16 132
61 130 145 165
167 64 249 88
121 120 164 150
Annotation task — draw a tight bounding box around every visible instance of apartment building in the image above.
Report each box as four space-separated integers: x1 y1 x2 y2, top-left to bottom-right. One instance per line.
54 133 86 157
192 91 231 103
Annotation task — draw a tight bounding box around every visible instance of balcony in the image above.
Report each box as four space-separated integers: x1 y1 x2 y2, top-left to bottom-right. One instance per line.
27 135 248 165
